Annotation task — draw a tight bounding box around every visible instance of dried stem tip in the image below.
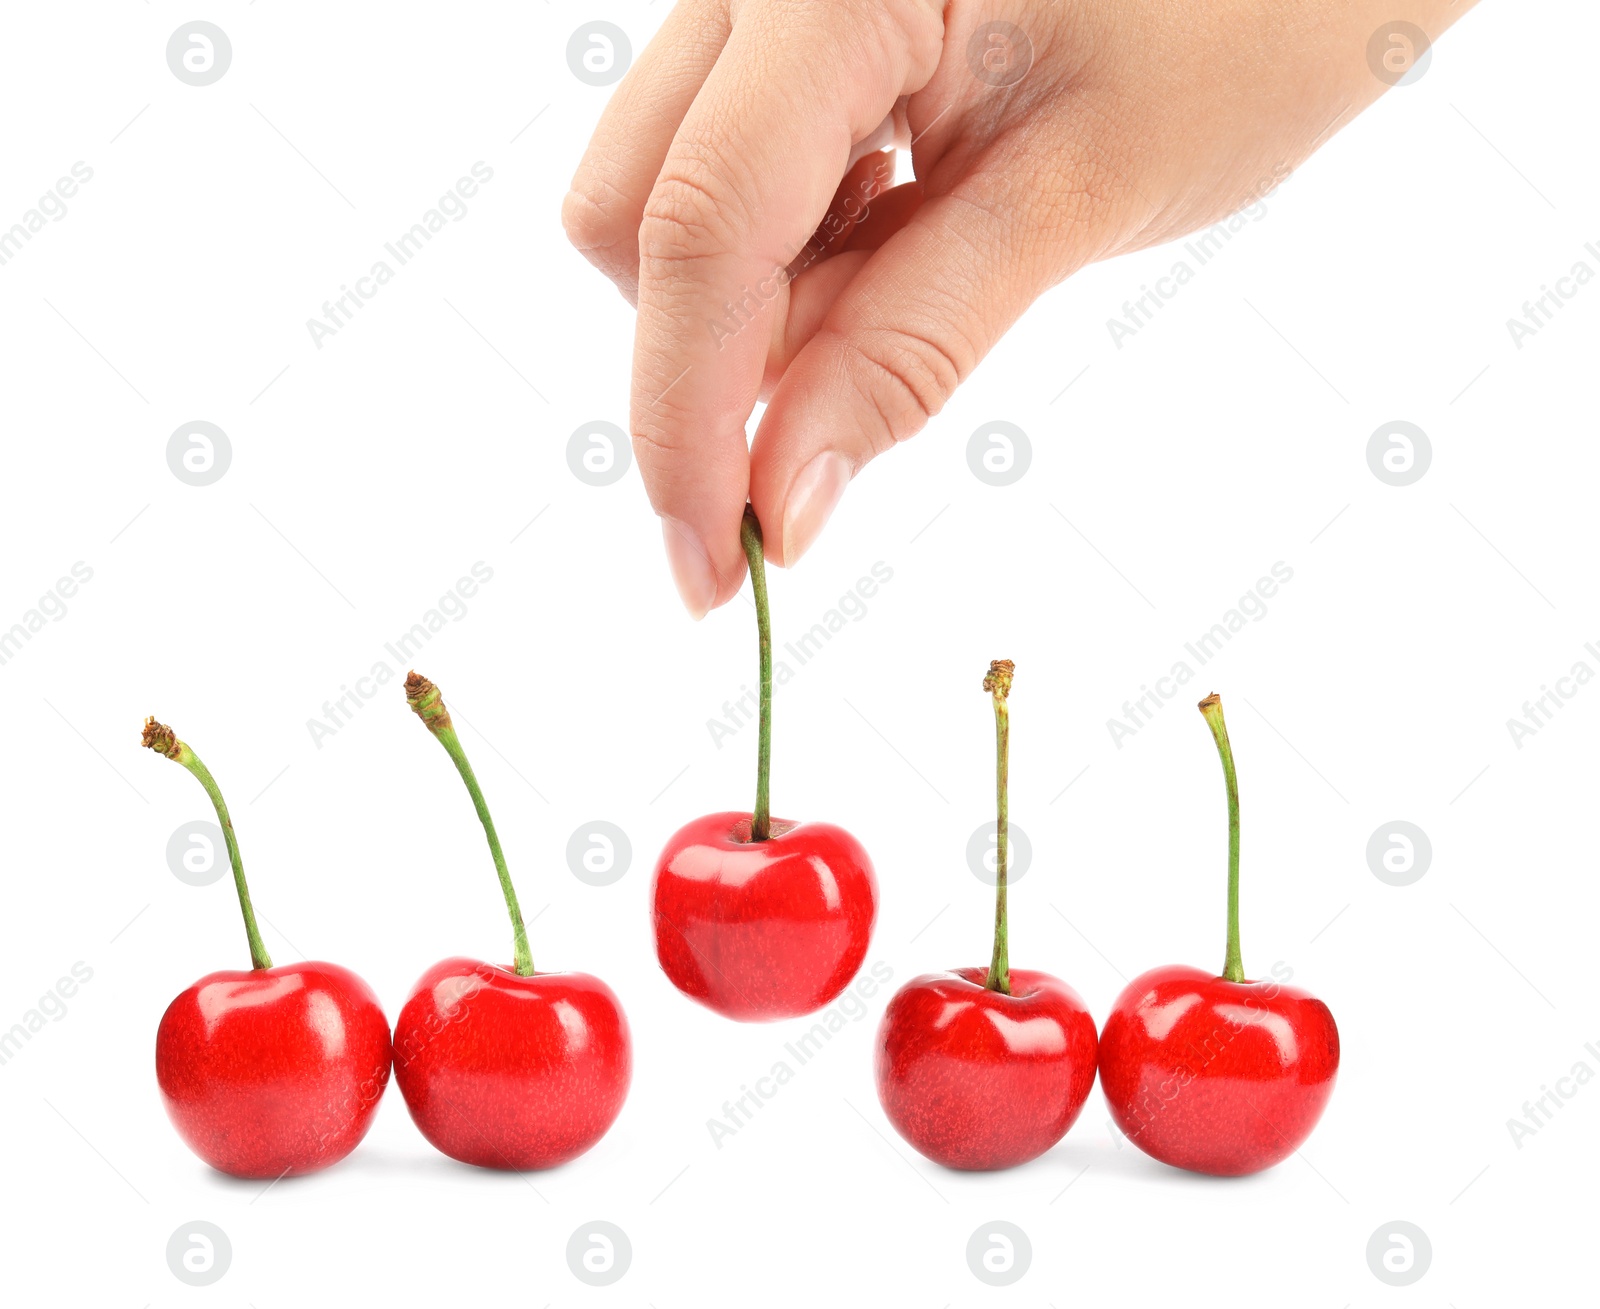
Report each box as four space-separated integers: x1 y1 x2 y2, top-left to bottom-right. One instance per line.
983 660 1015 699
1198 692 1221 712
405 671 452 733
141 717 182 759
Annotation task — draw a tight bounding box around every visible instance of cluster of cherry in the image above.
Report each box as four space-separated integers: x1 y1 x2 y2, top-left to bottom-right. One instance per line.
146 514 1337 1182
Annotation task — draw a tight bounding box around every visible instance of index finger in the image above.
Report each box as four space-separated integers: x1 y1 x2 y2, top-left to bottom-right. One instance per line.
632 0 943 617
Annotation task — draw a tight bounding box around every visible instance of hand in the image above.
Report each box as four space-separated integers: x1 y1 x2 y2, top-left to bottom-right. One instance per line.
563 0 1474 616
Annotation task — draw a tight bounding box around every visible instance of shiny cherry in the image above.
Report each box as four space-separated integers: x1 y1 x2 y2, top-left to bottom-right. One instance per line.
875 662 1097 1169
393 958 630 1169
653 812 876 1020
393 674 630 1169
1098 693 1340 1176
877 967 1097 1169
143 719 390 1178
157 962 391 1178
1099 964 1338 1175
652 508 877 1021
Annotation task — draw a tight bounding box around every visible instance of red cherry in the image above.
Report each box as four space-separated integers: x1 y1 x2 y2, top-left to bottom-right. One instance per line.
652 812 877 1020
1099 965 1338 1176
392 958 631 1170
142 717 391 1178
653 509 877 1020
156 962 391 1178
876 967 1097 1170
1097 694 1340 1175
874 661 1097 1170
395 674 631 1169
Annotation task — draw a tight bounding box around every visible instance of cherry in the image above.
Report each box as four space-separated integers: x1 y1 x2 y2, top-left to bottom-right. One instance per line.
874 662 1098 1170
652 507 877 1021
144 719 391 1179
391 674 631 1170
1098 693 1340 1177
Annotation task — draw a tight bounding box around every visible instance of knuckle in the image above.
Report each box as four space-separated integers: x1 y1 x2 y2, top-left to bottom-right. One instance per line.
560 185 614 254
561 182 635 283
629 424 682 468
638 162 741 272
837 325 967 449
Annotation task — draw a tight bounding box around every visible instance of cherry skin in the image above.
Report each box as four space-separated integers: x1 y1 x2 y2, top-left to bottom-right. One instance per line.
875 967 1098 1170
1098 964 1340 1177
392 957 632 1170
156 961 392 1179
652 812 877 1021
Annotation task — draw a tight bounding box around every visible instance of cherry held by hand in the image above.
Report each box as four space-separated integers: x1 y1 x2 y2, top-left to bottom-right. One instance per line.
144 719 391 1179
1098 694 1339 1177
875 662 1097 1170
391 674 631 1170
652 508 877 1020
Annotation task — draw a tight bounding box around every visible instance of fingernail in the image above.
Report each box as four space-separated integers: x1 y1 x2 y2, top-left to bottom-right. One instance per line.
661 517 717 620
782 451 851 565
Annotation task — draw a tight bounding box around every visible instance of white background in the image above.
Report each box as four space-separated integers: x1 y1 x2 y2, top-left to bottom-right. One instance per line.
1 2 1595 1304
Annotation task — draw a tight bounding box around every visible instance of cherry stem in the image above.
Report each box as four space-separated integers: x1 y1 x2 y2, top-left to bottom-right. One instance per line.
142 718 273 971
983 660 1014 995
1198 693 1244 984
740 505 772 842
405 672 533 976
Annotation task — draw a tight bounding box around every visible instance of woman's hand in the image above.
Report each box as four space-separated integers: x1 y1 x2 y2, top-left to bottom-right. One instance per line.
563 0 1474 615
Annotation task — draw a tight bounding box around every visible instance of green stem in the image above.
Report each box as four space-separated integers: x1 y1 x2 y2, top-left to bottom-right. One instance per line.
741 505 772 842
1198 693 1244 983
983 660 1014 994
405 673 533 976
142 718 273 971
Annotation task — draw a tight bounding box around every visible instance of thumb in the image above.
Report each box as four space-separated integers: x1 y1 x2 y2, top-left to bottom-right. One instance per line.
749 159 1111 567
